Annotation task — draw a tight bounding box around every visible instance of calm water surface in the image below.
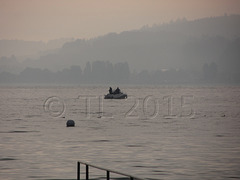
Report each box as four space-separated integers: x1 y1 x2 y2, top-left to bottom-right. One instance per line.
0 86 240 180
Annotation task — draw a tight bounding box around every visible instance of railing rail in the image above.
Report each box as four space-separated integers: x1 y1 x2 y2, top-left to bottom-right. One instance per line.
77 161 145 180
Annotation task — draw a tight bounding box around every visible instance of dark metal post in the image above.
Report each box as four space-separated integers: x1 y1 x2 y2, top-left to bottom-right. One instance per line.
106 171 110 180
86 165 89 180
77 162 80 180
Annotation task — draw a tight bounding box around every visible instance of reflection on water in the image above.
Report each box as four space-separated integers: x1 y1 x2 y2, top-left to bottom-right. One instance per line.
0 86 240 180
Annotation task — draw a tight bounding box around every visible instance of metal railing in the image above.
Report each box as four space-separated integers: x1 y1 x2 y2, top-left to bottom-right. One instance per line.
77 161 145 180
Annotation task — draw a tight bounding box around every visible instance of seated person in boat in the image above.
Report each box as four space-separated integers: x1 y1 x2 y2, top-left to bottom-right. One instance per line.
113 87 121 94
109 87 113 94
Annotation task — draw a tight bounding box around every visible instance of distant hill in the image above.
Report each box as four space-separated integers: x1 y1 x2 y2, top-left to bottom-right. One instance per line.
1 15 240 76
141 14 240 39
0 38 74 61
18 15 239 73
0 40 46 61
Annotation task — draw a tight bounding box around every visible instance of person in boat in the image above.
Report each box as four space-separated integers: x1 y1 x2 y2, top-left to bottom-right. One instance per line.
114 87 121 94
109 87 113 94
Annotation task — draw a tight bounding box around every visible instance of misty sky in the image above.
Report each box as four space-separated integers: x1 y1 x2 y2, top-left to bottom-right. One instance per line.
1 0 240 41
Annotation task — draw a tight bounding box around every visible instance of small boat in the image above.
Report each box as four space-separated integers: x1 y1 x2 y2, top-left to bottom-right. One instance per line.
104 92 127 99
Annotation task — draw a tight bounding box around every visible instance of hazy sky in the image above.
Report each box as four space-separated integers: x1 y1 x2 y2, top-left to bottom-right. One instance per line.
1 0 240 41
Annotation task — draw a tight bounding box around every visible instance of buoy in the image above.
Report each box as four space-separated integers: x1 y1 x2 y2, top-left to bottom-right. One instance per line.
66 120 75 127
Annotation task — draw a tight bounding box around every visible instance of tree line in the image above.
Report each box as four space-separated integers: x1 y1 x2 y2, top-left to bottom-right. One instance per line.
0 61 239 84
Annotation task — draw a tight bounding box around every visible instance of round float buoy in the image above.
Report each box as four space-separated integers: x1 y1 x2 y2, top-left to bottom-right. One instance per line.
66 120 75 127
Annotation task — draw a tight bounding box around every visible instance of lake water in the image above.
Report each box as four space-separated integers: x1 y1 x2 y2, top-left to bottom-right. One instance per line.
0 85 240 180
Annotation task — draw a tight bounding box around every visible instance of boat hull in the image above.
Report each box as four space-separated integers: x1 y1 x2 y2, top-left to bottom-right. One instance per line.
104 93 127 99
